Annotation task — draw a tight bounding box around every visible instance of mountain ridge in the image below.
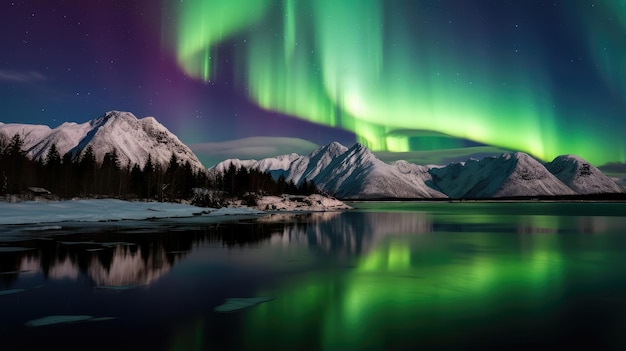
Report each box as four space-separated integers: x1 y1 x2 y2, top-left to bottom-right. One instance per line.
212 143 625 199
0 111 204 171
429 152 577 198
546 154 625 195
2 113 624 199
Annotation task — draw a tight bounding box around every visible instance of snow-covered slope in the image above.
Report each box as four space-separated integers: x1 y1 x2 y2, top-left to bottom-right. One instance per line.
292 142 349 183
212 142 447 199
0 111 204 171
0 123 53 151
545 155 626 194
28 122 93 160
314 144 446 199
211 142 349 183
429 152 576 198
213 144 625 199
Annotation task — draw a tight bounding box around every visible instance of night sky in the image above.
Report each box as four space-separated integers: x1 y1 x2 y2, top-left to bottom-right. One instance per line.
1 1 625 167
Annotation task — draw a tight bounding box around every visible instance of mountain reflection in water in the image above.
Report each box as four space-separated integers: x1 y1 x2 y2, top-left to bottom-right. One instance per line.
0 211 438 289
0 221 284 288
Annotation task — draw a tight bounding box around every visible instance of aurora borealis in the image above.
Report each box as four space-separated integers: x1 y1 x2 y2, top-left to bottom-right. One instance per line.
1 1 625 167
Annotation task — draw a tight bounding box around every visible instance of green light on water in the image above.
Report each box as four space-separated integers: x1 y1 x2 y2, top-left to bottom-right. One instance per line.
240 233 570 349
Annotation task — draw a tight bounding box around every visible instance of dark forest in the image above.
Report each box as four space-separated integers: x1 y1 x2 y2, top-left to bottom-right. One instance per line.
0 133 318 205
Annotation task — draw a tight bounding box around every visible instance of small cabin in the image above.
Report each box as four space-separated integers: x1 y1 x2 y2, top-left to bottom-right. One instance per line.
25 187 54 200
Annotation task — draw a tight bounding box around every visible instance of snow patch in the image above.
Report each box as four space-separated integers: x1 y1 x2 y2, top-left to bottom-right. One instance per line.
254 194 351 211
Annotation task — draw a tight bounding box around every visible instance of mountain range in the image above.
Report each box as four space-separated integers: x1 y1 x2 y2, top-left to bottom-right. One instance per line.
0 111 204 171
2 111 624 199
212 143 626 199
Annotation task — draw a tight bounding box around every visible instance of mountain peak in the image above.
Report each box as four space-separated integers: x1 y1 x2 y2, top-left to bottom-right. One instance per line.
430 151 575 198
92 110 136 126
344 142 374 158
208 143 624 199
0 111 205 172
212 141 447 199
310 141 348 158
546 154 625 194
349 142 367 151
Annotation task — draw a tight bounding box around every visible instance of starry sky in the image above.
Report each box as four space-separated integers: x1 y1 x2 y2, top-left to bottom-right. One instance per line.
1 0 625 168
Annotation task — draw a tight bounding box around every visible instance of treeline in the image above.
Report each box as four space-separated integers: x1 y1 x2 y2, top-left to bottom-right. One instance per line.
216 162 318 198
0 133 318 203
0 133 202 200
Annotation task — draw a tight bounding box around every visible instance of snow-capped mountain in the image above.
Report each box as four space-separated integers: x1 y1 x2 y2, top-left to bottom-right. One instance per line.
314 143 447 199
0 111 204 171
210 141 350 184
429 152 576 198
212 142 447 199
213 143 623 199
545 155 626 194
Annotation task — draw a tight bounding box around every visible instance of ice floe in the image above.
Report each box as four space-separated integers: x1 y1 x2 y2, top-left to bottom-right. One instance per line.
95 285 147 291
0 247 35 252
24 315 116 327
213 297 275 312
0 288 26 295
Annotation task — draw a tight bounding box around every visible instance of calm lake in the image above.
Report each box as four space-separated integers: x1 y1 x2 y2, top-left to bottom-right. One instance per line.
1 202 626 350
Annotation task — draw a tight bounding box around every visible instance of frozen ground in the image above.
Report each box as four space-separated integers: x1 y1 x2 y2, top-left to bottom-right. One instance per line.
234 194 352 211
0 196 351 226
0 199 263 226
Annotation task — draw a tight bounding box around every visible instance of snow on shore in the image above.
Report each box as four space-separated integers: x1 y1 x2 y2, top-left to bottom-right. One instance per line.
0 196 350 226
0 199 256 225
253 194 351 211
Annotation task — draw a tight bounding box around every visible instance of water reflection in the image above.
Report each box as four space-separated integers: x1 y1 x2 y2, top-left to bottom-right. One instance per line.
1 204 621 290
1 203 625 350
0 221 285 289
266 211 433 258
237 204 626 350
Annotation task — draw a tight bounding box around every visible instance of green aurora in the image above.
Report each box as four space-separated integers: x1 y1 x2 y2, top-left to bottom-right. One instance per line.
168 0 626 166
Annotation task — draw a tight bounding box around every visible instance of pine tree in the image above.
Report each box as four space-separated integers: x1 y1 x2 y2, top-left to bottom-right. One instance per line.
6 134 28 193
155 163 165 202
79 146 97 196
181 160 195 198
130 163 143 197
224 162 237 196
1 171 7 195
44 144 62 192
144 154 154 199
101 149 120 195
60 152 77 197
165 153 180 201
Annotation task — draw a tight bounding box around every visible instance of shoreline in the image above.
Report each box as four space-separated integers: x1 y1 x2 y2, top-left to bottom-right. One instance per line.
1 194 624 229
0 195 351 228
341 193 626 202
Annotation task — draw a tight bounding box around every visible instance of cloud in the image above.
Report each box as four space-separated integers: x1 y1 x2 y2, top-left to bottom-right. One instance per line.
0 70 46 83
373 146 513 166
190 137 319 167
599 162 626 177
